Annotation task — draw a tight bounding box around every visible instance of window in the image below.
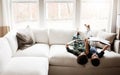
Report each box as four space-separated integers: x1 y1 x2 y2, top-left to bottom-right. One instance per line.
9 0 114 30
45 0 75 29
11 0 40 29
79 0 113 31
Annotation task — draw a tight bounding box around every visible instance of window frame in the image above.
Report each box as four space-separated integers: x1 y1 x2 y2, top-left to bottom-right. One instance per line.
11 0 40 29
9 0 115 31
44 0 76 29
79 0 113 31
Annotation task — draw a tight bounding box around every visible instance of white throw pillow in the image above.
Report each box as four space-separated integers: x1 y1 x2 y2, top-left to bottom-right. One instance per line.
26 26 35 43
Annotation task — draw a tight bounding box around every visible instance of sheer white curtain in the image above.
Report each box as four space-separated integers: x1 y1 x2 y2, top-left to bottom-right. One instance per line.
0 0 3 37
107 0 120 38
2 0 11 27
116 0 120 39
0 0 10 37
108 0 118 33
0 0 3 26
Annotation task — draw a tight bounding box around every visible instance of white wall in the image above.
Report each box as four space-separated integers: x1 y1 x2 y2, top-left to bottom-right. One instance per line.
0 0 3 26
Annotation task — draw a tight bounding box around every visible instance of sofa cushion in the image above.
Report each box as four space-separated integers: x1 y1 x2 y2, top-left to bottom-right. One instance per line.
49 45 120 68
2 57 48 75
49 45 80 67
100 49 120 68
4 30 18 55
32 28 48 43
0 38 12 72
49 29 76 45
14 44 49 57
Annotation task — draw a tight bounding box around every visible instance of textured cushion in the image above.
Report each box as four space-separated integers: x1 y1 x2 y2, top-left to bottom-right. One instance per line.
14 44 49 57
0 38 12 72
2 57 48 75
49 45 120 68
32 28 48 43
49 29 76 45
16 27 35 49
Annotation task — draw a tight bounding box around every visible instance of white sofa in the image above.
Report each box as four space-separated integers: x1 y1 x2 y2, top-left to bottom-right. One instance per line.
0 28 120 75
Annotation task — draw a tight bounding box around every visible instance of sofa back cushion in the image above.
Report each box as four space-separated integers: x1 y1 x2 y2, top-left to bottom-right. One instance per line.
49 29 76 45
5 30 18 55
32 28 48 44
0 38 12 72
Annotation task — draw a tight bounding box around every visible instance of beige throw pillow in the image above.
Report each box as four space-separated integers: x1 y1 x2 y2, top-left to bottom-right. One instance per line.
97 31 116 44
96 31 116 49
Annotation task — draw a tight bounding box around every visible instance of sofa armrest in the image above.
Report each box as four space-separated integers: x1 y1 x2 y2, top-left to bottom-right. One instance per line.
114 40 120 53
0 38 12 72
